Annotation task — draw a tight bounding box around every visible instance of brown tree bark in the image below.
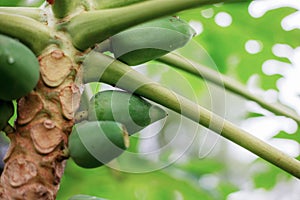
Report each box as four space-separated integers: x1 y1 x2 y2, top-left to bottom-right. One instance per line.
0 48 81 199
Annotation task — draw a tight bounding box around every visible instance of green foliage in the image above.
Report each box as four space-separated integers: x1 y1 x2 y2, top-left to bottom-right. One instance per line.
217 182 239 200
57 161 215 200
252 159 293 190
275 130 300 144
175 159 224 177
179 4 300 89
0 0 22 6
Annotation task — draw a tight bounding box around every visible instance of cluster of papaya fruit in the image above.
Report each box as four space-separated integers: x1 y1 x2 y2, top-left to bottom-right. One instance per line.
69 16 195 168
0 15 194 169
70 90 167 168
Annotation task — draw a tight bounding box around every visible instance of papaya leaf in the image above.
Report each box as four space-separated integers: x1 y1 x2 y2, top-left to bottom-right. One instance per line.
253 159 293 190
274 129 300 144
175 159 224 177
179 4 300 90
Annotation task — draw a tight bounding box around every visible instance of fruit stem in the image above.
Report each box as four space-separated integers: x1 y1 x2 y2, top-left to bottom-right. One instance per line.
157 53 300 125
0 13 53 55
66 0 250 50
51 0 87 19
83 52 300 179
0 7 46 22
94 0 146 9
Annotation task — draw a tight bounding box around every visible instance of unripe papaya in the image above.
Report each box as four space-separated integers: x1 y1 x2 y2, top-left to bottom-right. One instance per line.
0 34 40 100
69 121 129 168
88 90 167 135
0 100 14 131
110 16 195 66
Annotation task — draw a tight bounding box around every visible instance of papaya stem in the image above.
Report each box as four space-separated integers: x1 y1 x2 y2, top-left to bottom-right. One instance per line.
0 13 53 55
51 0 88 19
83 52 300 179
157 53 300 124
0 7 45 21
67 0 251 50
94 0 146 9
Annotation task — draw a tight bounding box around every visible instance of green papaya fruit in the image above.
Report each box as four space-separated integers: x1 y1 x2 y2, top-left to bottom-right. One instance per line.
69 120 129 168
88 90 167 135
110 16 195 66
0 100 14 131
69 194 106 200
0 34 40 100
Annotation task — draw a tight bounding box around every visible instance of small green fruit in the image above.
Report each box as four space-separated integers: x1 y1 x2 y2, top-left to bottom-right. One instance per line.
0 100 14 131
111 16 195 65
0 34 40 100
88 90 167 135
69 121 129 168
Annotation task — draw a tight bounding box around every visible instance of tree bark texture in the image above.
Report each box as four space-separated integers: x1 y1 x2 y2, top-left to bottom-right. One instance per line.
0 49 81 199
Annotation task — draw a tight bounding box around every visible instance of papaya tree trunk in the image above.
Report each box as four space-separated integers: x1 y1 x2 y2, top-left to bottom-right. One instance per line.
0 49 81 199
